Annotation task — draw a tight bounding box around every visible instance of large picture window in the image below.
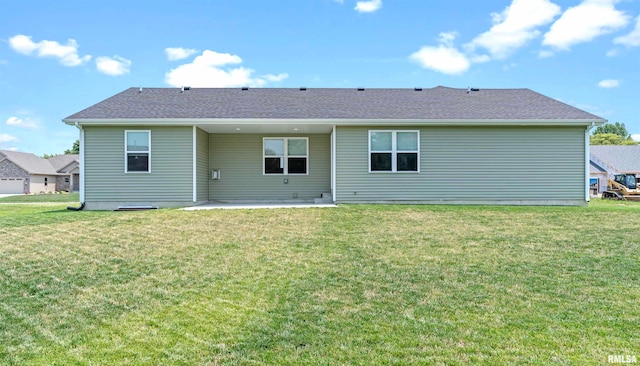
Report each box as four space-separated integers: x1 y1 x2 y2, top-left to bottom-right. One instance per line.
125 130 150 173
264 137 308 175
369 130 419 172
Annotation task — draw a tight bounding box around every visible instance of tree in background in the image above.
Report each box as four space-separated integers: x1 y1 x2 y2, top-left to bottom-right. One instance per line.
590 122 638 145
42 140 80 158
65 140 80 155
590 133 638 145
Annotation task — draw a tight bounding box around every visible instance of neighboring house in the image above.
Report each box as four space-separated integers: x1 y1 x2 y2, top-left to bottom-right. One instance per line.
48 154 81 192
0 150 79 194
62 86 605 210
589 145 640 194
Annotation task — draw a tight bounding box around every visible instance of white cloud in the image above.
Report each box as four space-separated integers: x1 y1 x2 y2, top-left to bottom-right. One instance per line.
355 0 382 13
470 54 491 63
410 33 470 75
465 0 561 59
614 15 640 47
606 48 619 57
543 0 630 50
95 56 131 76
263 73 289 82
438 31 457 46
538 50 555 58
597 79 620 88
8 34 91 66
164 50 289 87
165 47 198 61
6 116 37 129
631 134 640 142
0 133 18 143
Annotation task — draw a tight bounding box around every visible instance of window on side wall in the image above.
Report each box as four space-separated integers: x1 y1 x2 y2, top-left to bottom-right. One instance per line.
264 137 308 175
369 130 419 172
125 130 151 173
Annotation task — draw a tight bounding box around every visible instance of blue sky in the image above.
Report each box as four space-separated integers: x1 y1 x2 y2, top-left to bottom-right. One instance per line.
1 0 639 155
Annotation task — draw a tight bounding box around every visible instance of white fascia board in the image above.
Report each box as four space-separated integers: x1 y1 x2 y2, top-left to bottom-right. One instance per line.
64 118 607 127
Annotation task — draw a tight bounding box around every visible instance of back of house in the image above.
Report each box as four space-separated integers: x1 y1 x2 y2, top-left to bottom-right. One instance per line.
63 86 605 210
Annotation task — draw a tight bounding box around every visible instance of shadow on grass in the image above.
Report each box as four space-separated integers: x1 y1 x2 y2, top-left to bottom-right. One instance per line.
0 205 111 229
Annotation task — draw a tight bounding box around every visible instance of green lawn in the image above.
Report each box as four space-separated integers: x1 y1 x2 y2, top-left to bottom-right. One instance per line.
0 192 79 203
0 201 638 365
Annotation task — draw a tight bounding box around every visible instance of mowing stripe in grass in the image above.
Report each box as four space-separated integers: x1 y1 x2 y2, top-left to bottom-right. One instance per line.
0 203 639 365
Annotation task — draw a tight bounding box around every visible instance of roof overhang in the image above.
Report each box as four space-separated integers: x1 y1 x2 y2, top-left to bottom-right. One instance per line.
63 118 606 134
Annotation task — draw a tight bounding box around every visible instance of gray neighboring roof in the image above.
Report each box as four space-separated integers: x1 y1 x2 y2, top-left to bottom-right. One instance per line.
590 161 607 174
0 150 58 175
64 86 605 121
590 145 640 173
47 154 79 172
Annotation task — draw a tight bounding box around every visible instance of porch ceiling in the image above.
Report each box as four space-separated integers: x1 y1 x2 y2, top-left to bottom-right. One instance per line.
195 123 334 134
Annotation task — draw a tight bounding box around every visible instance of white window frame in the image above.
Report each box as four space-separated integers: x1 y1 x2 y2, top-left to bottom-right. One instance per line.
263 137 309 175
368 130 420 173
125 130 151 173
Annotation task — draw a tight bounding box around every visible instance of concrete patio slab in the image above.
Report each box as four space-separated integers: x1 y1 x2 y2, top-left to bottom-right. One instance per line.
183 202 337 210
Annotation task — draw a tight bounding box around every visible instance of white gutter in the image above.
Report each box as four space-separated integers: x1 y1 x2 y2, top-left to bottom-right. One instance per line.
74 122 85 203
63 118 606 127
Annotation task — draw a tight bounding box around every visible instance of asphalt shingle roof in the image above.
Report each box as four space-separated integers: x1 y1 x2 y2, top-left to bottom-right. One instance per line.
47 154 79 172
590 145 640 173
0 150 58 175
64 86 604 121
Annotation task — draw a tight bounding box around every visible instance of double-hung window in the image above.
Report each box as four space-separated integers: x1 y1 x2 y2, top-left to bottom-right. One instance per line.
264 137 308 175
125 130 151 173
369 130 419 172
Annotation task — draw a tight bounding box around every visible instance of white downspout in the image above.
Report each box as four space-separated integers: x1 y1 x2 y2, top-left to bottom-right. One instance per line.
331 125 337 203
585 123 595 203
75 122 85 204
193 126 197 203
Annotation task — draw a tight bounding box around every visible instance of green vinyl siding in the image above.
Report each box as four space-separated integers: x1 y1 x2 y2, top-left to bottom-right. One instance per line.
336 126 586 203
196 127 209 202
209 134 331 201
84 126 193 202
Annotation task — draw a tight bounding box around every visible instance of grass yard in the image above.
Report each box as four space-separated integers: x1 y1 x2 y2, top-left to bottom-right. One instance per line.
0 192 80 203
0 201 638 365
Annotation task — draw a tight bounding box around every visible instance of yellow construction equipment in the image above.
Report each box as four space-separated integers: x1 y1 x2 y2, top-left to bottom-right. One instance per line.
602 174 640 201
